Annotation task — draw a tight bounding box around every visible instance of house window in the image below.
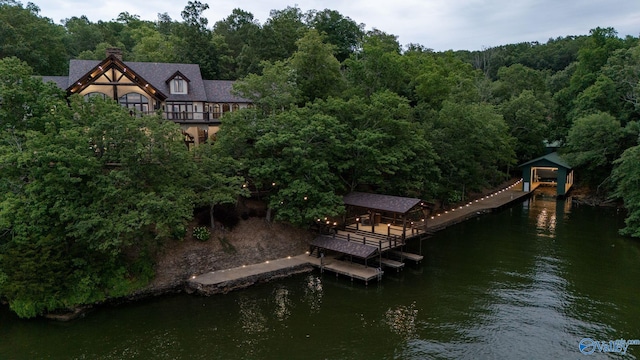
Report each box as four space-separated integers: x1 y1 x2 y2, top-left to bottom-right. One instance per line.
166 102 193 120
232 103 239 111
212 104 221 119
118 93 149 115
171 76 187 94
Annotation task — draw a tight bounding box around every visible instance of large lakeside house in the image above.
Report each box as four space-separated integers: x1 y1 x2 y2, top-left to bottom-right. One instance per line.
42 48 252 145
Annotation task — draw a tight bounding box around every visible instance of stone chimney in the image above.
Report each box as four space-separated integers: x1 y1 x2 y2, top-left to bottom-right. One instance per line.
105 47 123 60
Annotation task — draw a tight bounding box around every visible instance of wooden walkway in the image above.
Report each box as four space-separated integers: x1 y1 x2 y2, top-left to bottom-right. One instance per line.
188 180 534 291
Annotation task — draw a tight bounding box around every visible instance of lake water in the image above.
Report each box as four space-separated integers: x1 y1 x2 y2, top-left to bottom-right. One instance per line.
2 191 640 359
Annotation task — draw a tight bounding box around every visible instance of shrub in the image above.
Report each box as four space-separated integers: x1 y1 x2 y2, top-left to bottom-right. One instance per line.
193 226 211 241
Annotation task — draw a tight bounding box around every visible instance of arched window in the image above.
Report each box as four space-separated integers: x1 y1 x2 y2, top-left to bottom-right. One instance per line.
222 104 230 113
232 103 239 111
84 92 108 100
212 104 222 119
118 93 149 115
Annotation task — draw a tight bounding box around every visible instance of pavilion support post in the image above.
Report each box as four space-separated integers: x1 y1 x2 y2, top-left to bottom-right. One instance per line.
402 216 407 240
371 211 375 234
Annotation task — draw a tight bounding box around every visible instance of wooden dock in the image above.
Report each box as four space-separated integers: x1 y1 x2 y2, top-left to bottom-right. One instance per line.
388 250 424 264
188 180 535 291
376 257 405 272
305 255 383 285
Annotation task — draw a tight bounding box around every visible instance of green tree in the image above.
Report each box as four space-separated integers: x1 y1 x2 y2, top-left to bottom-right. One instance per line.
192 142 249 229
306 9 364 63
410 51 481 112
212 8 261 78
563 112 625 189
343 30 408 97
0 61 195 317
247 108 345 225
290 30 344 104
499 90 549 163
0 57 68 133
63 16 105 57
257 6 308 63
232 60 301 115
492 64 548 103
174 1 219 78
611 145 640 237
430 101 515 201
310 91 440 197
129 25 176 62
0 1 67 75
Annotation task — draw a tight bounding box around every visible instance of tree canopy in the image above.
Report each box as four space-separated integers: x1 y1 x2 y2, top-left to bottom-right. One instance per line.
3 1 640 320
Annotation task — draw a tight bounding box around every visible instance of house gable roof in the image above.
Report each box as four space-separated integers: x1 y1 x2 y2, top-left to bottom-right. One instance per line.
67 55 167 101
49 56 251 104
165 70 191 84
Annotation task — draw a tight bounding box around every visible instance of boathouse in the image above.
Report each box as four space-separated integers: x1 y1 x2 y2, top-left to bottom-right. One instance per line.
519 152 574 197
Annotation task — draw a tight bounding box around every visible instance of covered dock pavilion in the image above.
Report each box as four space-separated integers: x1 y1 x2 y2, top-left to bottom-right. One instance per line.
341 192 432 241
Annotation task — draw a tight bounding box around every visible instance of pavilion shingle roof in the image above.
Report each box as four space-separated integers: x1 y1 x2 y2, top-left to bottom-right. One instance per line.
311 236 380 259
343 192 422 214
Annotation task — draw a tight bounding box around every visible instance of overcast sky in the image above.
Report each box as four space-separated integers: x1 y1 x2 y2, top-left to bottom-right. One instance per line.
35 0 640 51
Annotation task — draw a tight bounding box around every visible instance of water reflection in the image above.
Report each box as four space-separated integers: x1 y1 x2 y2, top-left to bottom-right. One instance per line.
384 302 418 339
303 274 323 313
536 208 556 236
273 286 291 321
238 296 268 334
528 190 571 238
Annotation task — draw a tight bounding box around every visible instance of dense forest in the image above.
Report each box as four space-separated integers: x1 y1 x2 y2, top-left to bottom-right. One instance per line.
1 0 640 317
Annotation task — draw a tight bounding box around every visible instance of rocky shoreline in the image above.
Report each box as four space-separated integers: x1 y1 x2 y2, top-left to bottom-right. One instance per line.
44 217 313 321
42 183 620 321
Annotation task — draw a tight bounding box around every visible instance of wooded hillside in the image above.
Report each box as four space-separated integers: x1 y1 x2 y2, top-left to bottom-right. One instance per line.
1 0 639 317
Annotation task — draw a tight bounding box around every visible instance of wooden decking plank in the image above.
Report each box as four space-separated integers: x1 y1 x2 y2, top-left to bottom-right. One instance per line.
376 258 405 271
306 255 382 283
388 250 424 263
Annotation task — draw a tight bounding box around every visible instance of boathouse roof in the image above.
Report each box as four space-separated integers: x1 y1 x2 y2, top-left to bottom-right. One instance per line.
311 236 380 259
343 192 423 214
519 152 571 169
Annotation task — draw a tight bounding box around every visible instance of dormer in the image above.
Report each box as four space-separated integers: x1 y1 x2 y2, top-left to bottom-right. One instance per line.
166 71 190 95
